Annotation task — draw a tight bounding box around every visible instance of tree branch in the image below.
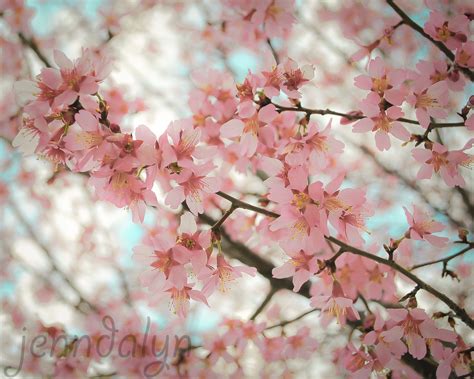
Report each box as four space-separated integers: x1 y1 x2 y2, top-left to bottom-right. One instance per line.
249 287 278 321
8 200 97 313
273 102 466 129
410 244 473 271
215 191 474 329
18 32 52 68
385 0 474 81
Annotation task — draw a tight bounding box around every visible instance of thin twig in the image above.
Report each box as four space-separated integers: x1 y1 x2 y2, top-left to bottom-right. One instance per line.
410 244 473 271
273 102 465 129
249 287 278 321
8 200 97 313
265 308 318 330
18 32 52 68
266 38 280 65
215 190 474 329
385 0 474 81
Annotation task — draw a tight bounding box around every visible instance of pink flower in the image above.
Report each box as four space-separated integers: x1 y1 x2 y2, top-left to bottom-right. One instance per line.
309 174 370 246
200 254 256 296
431 337 471 379
424 11 469 50
220 104 279 157
406 81 449 128
165 162 220 215
161 282 209 318
412 140 473 187
411 60 465 92
282 120 345 169
387 308 456 360
311 281 360 326
284 326 318 359
62 110 111 171
455 41 474 69
253 0 295 39
272 250 318 292
160 120 213 169
281 58 314 98
203 336 233 364
364 325 407 365
403 205 448 247
354 57 406 105
352 93 410 151
267 166 325 252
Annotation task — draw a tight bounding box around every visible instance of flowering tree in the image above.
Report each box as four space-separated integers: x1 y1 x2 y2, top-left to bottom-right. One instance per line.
0 0 473 378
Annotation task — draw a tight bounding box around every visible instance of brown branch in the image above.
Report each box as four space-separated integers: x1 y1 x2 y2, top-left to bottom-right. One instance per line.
215 190 474 329
385 0 474 81
326 236 474 329
216 191 279 218
410 244 473 271
18 32 52 68
265 308 318 330
273 102 465 129
266 38 280 65
249 287 278 321
8 200 97 313
357 144 466 230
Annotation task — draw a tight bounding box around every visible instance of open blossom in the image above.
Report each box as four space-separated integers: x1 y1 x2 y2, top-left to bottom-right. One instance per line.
424 11 469 50
386 308 456 359
282 120 345 169
272 250 318 292
281 58 314 98
284 326 318 359
455 41 474 68
203 336 234 365
267 166 326 252
165 161 220 215
200 254 257 296
311 280 360 326
431 337 472 379
406 81 449 128
253 0 295 39
354 56 406 105
220 103 278 157
403 205 448 247
352 92 410 151
412 140 473 187
160 282 209 318
411 59 465 92
363 313 407 366
309 174 370 246
160 120 214 169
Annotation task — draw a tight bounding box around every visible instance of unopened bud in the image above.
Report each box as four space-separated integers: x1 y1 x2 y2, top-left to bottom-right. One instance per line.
407 297 417 308
458 228 468 242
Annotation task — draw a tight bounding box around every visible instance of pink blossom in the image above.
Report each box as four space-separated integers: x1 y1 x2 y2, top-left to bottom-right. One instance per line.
364 325 407 365
412 140 473 187
281 58 314 98
284 326 318 359
403 205 448 247
387 308 456 359
406 81 449 128
272 250 317 292
352 92 410 151
200 254 256 296
354 57 406 105
253 0 295 39
165 162 220 215
455 41 474 68
424 11 469 50
220 103 279 157
311 280 360 326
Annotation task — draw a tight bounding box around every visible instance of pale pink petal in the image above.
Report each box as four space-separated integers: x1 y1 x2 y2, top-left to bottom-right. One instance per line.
221 119 244 138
